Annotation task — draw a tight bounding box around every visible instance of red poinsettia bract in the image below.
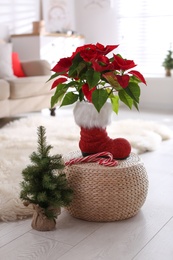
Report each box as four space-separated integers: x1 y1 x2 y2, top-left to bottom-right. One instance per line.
92 55 114 72
113 54 137 71
82 83 96 102
52 57 72 73
51 77 67 90
128 70 147 85
116 75 130 88
95 43 119 55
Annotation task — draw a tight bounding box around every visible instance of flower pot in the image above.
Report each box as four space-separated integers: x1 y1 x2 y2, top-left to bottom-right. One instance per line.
165 68 171 77
73 101 131 159
31 205 61 231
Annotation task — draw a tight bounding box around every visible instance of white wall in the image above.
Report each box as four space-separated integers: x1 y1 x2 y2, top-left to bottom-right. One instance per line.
139 78 173 112
0 0 118 44
42 0 76 33
74 0 119 45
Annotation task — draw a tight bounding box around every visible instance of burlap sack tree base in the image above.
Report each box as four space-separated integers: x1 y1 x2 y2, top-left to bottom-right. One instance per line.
31 205 61 231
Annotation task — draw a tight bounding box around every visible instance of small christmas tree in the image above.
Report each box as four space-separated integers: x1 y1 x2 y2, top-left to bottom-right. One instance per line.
162 49 173 76
20 125 73 230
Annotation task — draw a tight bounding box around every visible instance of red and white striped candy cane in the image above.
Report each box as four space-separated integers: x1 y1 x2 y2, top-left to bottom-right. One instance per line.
65 151 118 167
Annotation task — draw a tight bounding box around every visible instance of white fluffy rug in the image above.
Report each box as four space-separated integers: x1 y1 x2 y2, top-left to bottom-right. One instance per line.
0 113 172 221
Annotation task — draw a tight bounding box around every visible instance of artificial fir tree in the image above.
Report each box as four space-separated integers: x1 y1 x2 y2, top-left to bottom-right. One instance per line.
20 125 73 231
162 49 173 76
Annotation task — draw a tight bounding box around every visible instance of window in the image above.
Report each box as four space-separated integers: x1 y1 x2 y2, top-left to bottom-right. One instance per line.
0 0 40 34
116 0 173 76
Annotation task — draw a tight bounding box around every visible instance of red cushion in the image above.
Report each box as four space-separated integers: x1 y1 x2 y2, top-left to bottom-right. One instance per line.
12 52 26 77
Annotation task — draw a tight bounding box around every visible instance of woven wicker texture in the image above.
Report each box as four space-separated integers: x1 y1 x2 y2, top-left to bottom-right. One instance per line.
65 152 149 222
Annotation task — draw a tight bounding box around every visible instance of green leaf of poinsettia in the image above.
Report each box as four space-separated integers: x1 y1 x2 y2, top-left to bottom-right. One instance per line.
76 61 86 76
46 72 63 82
110 95 119 114
51 83 67 108
51 93 64 108
86 69 101 88
79 88 84 101
118 89 133 109
124 82 140 103
69 53 82 77
92 89 108 112
60 92 78 107
102 73 122 91
133 100 139 111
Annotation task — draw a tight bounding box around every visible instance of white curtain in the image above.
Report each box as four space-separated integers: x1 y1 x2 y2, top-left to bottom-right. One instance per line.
116 0 173 76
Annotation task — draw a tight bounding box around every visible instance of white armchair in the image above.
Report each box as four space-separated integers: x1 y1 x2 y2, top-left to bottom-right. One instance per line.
0 59 55 118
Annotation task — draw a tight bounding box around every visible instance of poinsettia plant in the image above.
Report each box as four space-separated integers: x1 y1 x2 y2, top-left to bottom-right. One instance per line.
48 42 147 113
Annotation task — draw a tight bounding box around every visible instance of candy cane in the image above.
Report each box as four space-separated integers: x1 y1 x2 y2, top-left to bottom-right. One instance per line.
65 151 118 167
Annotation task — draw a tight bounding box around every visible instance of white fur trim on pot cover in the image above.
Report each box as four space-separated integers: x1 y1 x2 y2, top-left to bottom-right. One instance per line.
73 101 112 128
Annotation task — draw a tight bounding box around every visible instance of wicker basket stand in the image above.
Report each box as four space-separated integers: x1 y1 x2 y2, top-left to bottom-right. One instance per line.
65 152 149 222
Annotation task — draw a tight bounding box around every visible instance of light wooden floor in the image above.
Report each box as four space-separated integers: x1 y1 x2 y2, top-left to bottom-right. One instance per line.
0 108 173 260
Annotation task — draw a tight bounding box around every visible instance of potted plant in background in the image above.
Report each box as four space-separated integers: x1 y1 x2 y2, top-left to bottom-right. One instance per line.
48 42 147 159
162 49 173 76
20 125 73 231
